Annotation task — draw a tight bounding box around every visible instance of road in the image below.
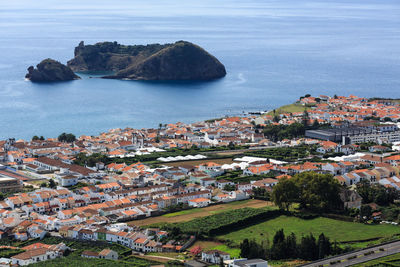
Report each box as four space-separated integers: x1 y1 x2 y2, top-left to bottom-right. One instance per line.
299 240 400 267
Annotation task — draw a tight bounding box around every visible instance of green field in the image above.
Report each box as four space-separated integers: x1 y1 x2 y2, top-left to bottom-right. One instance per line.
218 215 400 245
266 103 309 116
351 253 400 266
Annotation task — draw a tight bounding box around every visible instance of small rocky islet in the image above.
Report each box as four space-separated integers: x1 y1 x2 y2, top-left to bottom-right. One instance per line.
25 59 80 82
26 41 226 82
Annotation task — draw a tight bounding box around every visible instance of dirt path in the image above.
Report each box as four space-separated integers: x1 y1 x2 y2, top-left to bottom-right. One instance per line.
128 199 274 227
135 254 183 263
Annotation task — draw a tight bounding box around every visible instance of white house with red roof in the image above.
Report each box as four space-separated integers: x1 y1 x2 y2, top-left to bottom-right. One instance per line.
188 197 211 208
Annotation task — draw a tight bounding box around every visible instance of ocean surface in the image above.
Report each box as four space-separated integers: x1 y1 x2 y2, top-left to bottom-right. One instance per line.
0 0 399 140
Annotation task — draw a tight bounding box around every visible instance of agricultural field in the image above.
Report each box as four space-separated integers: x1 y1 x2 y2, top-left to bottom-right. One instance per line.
30 255 159 267
163 157 234 168
244 145 315 162
218 215 400 246
128 199 274 227
162 208 280 236
351 253 400 266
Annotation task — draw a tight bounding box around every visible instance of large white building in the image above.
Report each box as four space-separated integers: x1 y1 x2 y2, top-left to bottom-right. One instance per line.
347 131 400 144
11 248 57 266
201 250 231 264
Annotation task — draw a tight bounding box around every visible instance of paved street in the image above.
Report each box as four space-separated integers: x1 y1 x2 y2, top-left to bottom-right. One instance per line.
299 241 400 267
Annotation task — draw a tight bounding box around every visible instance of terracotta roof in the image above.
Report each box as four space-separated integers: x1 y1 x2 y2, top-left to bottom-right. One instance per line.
12 248 49 260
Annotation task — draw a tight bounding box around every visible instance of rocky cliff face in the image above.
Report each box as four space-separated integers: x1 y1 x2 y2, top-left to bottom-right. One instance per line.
67 41 226 80
26 59 80 82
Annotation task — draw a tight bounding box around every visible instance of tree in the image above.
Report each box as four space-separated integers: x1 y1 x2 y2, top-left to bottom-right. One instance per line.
74 153 108 167
293 172 342 212
170 227 181 238
48 179 57 188
58 132 76 143
228 141 235 150
270 229 286 259
383 117 392 122
263 123 306 142
302 110 310 127
240 239 250 258
356 180 373 203
317 233 331 259
223 184 236 191
240 239 265 259
253 187 270 201
356 180 399 206
32 136 40 141
39 136 45 140
285 232 298 259
271 178 298 211
40 182 48 188
299 234 318 261
312 119 320 129
240 230 334 261
360 204 372 220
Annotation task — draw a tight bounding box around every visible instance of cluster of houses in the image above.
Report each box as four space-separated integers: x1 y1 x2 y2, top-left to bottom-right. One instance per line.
0 128 399 245
0 94 400 265
335 155 400 187
58 223 184 253
269 94 400 126
0 113 269 165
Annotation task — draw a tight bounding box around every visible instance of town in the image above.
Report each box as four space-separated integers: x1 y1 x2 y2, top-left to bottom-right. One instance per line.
1 94 400 267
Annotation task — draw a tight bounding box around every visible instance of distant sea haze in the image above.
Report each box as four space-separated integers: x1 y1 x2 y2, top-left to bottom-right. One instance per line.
0 0 399 140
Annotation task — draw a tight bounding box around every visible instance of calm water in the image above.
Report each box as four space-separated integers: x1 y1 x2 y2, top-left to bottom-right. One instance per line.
0 0 399 140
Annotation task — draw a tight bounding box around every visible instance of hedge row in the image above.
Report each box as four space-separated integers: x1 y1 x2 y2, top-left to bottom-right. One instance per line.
165 208 282 236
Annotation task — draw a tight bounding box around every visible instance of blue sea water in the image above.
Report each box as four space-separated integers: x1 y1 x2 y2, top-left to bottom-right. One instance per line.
0 0 399 140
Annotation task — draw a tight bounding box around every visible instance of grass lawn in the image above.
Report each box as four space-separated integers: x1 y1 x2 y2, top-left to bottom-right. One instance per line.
209 244 240 258
218 215 400 245
266 103 309 116
351 252 400 266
